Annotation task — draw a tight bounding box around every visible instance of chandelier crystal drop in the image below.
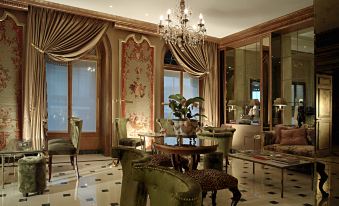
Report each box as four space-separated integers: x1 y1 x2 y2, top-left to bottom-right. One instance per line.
158 0 206 49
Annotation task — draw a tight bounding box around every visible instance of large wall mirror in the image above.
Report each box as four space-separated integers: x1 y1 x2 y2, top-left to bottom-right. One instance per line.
226 42 261 124
278 27 315 127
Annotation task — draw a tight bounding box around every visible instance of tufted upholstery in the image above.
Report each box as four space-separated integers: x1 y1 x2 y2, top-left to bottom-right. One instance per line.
18 156 46 197
112 147 149 206
133 164 202 206
46 117 82 181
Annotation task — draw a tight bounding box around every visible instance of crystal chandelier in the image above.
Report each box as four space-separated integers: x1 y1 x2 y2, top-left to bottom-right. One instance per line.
158 0 206 49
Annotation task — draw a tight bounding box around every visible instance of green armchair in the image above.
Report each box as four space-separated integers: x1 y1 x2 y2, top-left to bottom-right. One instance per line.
46 117 82 181
112 147 149 206
197 127 236 168
133 164 202 206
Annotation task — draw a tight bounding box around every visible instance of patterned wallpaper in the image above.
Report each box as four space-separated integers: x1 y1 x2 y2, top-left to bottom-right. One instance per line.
120 35 154 149
0 13 23 150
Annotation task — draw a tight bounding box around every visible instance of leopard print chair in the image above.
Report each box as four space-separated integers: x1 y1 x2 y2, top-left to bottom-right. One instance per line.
185 169 241 206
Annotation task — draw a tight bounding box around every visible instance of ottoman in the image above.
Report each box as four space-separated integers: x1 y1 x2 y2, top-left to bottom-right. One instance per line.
18 156 46 197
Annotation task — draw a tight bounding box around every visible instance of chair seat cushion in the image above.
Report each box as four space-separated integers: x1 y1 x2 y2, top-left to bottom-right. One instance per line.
149 154 189 169
48 138 69 144
119 138 144 147
48 142 76 155
185 169 238 191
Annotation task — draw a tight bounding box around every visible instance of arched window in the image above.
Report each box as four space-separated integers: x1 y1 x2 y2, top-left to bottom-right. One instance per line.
163 50 200 118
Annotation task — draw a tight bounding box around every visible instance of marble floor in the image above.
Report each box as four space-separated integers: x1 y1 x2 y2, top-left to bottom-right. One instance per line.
1 154 339 206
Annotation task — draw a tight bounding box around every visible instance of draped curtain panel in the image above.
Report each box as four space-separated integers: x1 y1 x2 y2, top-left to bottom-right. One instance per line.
169 42 220 126
24 6 109 149
0 12 23 150
119 35 154 149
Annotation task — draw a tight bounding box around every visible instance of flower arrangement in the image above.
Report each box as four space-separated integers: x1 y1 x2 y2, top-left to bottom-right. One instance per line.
168 94 206 120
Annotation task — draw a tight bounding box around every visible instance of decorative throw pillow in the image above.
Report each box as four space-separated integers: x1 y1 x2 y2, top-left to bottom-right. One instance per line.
274 124 292 144
280 128 308 145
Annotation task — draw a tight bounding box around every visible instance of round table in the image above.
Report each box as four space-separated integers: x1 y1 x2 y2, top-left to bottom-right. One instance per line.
153 142 218 171
137 132 165 152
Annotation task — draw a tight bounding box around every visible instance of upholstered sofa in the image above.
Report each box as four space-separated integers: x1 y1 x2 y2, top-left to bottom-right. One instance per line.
263 124 315 157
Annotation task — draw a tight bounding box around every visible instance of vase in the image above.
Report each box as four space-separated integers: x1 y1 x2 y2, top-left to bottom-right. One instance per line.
172 119 199 137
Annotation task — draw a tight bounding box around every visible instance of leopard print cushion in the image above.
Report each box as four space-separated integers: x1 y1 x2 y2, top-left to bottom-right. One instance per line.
185 169 238 191
149 154 189 168
149 154 173 167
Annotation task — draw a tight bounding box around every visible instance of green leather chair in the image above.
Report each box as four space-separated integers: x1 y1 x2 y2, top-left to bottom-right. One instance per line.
46 117 82 181
133 164 202 206
112 147 149 206
113 118 145 165
197 127 236 169
115 118 144 148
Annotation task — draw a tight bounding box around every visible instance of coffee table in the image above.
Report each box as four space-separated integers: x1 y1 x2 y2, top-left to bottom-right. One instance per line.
228 151 313 198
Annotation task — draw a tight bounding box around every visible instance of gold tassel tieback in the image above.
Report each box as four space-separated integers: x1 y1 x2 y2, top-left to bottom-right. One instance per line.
31 43 45 54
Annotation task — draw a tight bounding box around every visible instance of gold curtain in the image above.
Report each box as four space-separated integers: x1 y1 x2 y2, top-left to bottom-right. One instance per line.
169 42 219 126
23 6 109 149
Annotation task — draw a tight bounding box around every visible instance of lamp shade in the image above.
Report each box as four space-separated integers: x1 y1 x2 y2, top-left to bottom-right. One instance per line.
249 99 260 106
227 100 237 106
273 98 287 106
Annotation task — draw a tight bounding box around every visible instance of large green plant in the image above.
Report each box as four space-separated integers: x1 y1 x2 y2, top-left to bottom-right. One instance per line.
168 94 206 120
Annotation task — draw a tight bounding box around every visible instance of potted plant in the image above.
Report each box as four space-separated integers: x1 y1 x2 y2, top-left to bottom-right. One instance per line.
168 94 206 137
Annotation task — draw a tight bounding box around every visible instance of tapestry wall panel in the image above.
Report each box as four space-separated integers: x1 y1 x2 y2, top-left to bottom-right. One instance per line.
0 13 23 150
120 35 154 147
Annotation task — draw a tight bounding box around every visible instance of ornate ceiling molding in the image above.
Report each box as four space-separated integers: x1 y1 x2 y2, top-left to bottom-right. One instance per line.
219 6 314 49
0 0 28 11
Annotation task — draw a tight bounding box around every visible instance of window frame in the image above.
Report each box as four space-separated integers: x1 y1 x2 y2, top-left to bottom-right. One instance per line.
46 49 100 139
161 63 203 118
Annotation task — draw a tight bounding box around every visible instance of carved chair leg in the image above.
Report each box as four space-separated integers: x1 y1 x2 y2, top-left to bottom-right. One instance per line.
70 155 75 169
316 162 329 198
201 191 207 206
48 155 52 182
211 190 217 206
112 159 120 166
74 155 80 179
229 186 242 206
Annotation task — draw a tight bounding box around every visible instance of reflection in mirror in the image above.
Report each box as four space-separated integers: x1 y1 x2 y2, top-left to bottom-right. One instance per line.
281 27 315 127
225 47 235 123
234 42 261 124
262 36 270 130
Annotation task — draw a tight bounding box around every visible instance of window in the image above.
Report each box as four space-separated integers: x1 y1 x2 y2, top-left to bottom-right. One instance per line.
46 50 98 134
163 50 200 118
250 79 260 100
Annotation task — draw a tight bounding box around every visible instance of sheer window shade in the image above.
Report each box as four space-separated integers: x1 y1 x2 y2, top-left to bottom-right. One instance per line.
72 60 97 132
46 62 68 132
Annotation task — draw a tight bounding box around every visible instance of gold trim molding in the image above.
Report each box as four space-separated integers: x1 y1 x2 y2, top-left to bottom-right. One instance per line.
0 0 28 11
0 10 25 27
0 0 220 43
219 6 314 49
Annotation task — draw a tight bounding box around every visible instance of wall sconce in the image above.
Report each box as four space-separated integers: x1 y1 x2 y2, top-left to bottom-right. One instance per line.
227 100 237 112
273 98 287 111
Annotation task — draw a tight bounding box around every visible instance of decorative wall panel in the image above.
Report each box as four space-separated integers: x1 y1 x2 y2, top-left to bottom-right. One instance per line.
119 35 154 148
0 12 23 150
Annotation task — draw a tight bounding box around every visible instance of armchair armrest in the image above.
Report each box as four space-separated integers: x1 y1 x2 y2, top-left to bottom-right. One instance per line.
262 131 276 146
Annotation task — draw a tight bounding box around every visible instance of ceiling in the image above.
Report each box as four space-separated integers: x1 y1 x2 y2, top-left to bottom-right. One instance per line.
46 0 313 38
